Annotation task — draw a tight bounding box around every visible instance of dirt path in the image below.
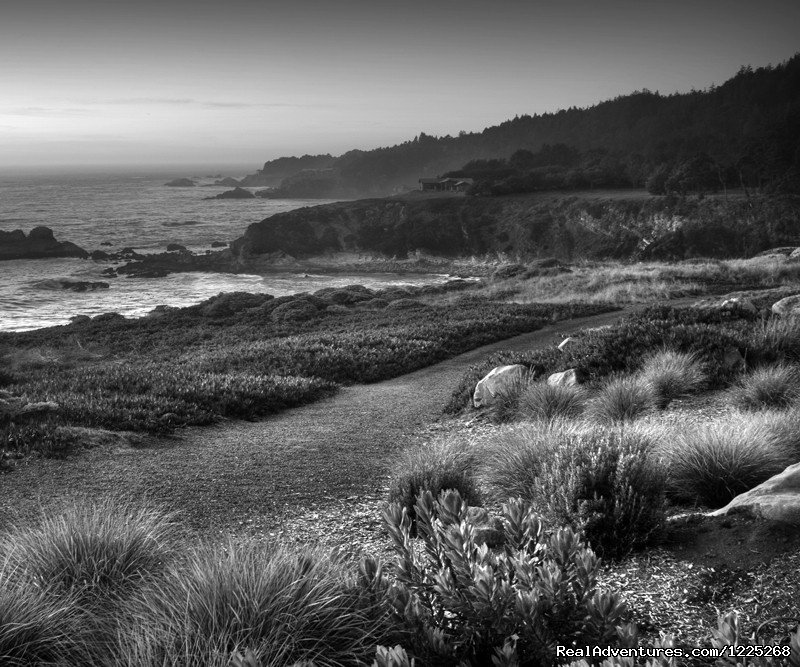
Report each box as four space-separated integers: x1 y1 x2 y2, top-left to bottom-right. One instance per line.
0 309 627 538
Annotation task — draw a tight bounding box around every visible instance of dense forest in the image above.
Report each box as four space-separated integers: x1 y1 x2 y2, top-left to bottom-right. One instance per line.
243 54 800 198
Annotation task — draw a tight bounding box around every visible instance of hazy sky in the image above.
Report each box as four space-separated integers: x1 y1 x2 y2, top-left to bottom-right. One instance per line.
1 0 798 170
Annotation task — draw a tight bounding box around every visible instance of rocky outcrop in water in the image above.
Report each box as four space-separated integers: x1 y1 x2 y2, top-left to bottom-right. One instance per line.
0 227 88 261
204 187 255 200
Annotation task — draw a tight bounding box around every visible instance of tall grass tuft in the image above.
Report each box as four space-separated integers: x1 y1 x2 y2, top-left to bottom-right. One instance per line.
486 373 531 424
639 349 707 408
587 375 656 423
387 436 481 528
118 541 387 667
480 421 666 558
0 557 89 666
746 316 800 363
663 411 799 508
729 363 800 411
2 500 178 604
516 382 587 421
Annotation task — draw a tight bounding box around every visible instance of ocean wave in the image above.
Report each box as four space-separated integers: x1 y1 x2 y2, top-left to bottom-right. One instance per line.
162 220 202 227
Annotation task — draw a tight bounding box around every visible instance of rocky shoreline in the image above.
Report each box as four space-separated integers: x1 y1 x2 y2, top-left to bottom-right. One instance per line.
0 227 88 261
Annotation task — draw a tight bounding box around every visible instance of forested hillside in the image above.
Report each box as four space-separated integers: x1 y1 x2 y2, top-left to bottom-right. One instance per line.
245 55 800 197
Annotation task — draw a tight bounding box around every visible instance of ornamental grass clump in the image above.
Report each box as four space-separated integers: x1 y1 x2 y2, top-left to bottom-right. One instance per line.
2 500 178 606
118 541 386 667
638 348 707 408
516 381 588 421
380 490 630 666
588 375 657 424
729 362 800 411
0 558 90 667
387 436 481 530
662 411 799 508
481 422 666 558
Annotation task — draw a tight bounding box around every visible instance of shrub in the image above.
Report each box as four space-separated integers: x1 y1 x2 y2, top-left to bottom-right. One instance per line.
588 375 656 423
385 298 426 310
387 437 481 529
381 490 629 665
119 541 386 666
270 299 319 322
516 381 587 421
730 363 800 410
2 500 178 604
481 422 666 557
663 411 799 507
638 348 707 408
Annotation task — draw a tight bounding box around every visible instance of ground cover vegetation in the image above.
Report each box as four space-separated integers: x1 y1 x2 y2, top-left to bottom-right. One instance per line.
0 279 608 457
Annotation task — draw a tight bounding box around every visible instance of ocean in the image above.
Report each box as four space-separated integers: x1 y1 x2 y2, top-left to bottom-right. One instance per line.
0 171 447 332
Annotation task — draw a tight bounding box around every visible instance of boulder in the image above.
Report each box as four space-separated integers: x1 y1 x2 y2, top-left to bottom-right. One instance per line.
791 248 800 259
547 368 581 387
205 187 255 200
473 364 528 408
772 294 800 318
720 297 757 316
709 462 800 525
465 507 505 548
0 227 88 261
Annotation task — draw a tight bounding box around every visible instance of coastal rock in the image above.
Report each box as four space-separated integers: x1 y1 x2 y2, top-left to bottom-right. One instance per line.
211 241 228 248
214 177 241 187
116 248 234 278
473 365 528 409
205 187 255 200
90 250 110 260
0 227 88 261
547 368 581 387
166 243 188 252
772 294 800 318
33 279 109 292
791 248 800 259
165 178 196 187
709 461 800 525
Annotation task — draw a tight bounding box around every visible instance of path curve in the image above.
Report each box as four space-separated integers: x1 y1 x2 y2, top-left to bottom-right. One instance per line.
0 308 628 536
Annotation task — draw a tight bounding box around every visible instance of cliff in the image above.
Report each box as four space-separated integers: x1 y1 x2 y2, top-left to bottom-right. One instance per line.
0 227 89 261
230 193 800 263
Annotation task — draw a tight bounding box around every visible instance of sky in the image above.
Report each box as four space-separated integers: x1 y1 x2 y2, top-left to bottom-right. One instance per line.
1 0 798 171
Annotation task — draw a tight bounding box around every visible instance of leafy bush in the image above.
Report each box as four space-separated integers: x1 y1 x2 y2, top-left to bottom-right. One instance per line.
638 348 707 408
119 541 386 667
730 363 800 410
2 500 178 603
387 437 481 529
588 375 656 424
481 422 666 557
516 381 587 421
270 298 319 322
381 490 629 666
663 411 799 507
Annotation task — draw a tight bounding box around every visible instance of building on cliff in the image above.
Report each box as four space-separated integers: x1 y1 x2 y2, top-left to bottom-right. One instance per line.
419 177 474 192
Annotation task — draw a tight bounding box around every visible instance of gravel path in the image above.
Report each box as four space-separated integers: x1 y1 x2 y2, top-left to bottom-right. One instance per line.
0 309 627 542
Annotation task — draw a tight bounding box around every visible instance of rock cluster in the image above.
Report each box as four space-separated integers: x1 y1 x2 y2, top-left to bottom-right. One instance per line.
0 227 88 261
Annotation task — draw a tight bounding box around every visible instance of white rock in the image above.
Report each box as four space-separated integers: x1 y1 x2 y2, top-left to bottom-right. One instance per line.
557 337 575 352
473 364 528 408
772 294 800 318
709 461 800 525
547 368 581 387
